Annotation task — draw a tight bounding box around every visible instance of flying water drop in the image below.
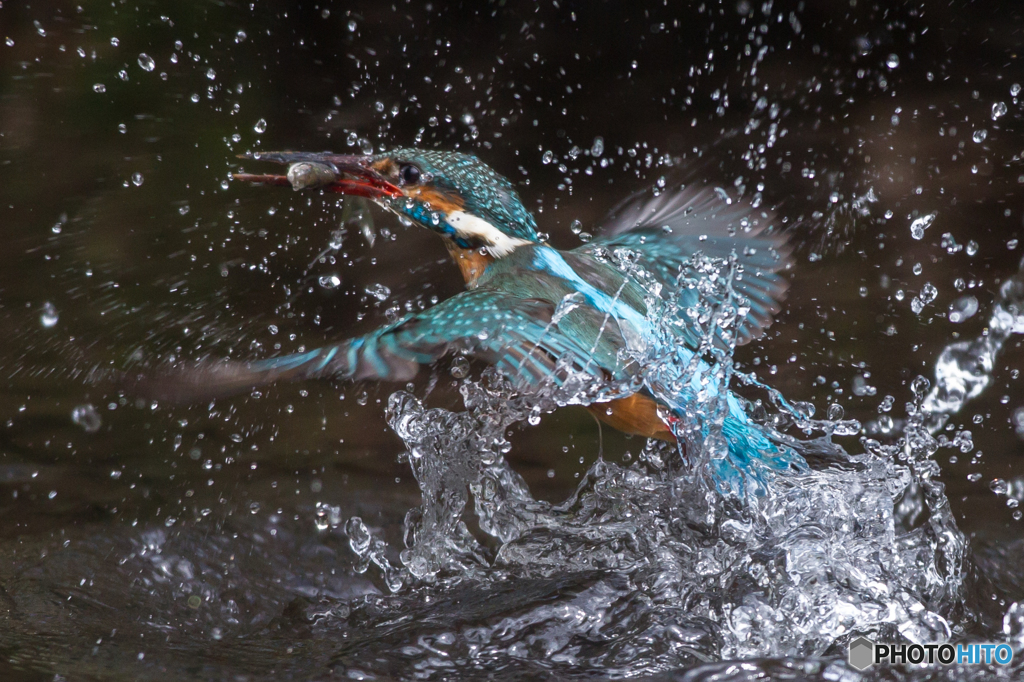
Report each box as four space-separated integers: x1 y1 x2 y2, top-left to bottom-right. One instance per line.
948 295 979 323
71 404 102 433
318 274 341 289
40 302 59 327
909 213 935 240
366 283 391 301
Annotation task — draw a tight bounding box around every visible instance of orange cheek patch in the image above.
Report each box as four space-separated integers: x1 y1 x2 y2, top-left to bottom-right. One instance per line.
409 187 465 215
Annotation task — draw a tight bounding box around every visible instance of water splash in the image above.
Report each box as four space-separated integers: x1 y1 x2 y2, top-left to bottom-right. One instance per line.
922 270 1024 430
321 252 1024 677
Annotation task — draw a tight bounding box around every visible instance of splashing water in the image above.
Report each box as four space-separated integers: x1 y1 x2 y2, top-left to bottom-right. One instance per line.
299 255 1024 678
922 273 1024 430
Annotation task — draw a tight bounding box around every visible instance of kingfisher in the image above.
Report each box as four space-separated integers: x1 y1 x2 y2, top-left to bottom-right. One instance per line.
162 148 805 493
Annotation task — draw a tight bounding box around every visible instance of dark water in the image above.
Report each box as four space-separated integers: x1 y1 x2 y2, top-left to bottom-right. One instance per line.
1 1 1023 679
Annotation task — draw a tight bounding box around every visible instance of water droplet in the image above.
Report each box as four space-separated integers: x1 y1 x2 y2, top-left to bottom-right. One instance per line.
254 118 267 133
990 478 1009 496
792 401 816 420
93 83 106 93
71 404 102 433
450 356 470 379
570 219 583 235
541 150 554 164
1012 83 1022 97
966 240 979 256
909 213 935 240
5 38 14 47
190 93 200 103
179 204 190 215
329 229 344 250
131 172 144 187
110 37 119 46
886 53 899 69
552 292 584 324
992 101 1008 120
365 283 391 301
947 295 978 323
40 302 59 327
348 20 358 32
590 136 604 157
972 129 988 143
118 123 127 134
920 283 938 304
319 274 341 289
235 29 247 43
137 53 155 71
912 282 938 314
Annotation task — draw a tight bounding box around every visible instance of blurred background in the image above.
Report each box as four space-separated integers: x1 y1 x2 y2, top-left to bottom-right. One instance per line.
1 0 1022 679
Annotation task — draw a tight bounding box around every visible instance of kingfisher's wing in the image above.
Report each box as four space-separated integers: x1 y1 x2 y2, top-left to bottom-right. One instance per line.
130 288 615 403
575 185 792 347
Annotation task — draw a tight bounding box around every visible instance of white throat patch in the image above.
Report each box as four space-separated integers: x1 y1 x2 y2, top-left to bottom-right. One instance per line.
446 210 533 257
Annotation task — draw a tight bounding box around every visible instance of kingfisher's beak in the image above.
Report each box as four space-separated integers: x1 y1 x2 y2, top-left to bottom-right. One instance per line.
232 151 402 199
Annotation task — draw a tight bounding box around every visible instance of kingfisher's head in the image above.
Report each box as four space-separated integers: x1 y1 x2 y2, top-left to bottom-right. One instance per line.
236 148 540 257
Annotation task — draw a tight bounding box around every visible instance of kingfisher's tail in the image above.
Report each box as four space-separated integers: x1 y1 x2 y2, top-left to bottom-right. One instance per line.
711 411 808 498
665 392 808 498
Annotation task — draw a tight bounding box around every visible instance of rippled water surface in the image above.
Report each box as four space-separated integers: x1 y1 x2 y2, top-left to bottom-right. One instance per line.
2 2 1024 680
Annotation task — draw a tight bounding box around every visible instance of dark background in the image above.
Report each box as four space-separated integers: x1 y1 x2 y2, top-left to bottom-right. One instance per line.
1 1 1022 679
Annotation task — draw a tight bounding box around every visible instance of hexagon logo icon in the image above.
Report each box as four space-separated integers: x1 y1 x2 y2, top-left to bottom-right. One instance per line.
849 636 876 671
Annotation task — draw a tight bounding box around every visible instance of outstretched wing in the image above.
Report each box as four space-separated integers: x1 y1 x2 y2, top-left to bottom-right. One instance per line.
128 288 614 403
576 184 792 347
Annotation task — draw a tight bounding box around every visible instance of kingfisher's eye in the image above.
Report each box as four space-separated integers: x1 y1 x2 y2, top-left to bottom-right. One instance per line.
399 164 421 185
